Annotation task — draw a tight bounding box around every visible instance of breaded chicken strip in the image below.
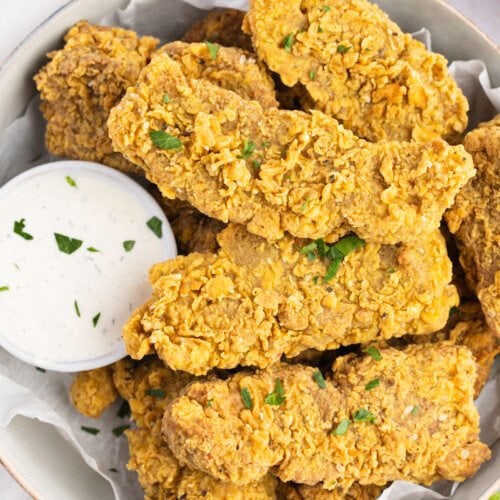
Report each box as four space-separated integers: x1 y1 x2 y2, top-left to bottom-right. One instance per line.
445 115 500 336
277 481 383 500
112 359 277 500
122 223 457 375
69 366 118 418
34 21 158 174
182 8 253 52
244 0 468 142
163 344 490 489
108 53 474 244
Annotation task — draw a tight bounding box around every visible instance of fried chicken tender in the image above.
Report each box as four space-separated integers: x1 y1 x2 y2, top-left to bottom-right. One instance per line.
445 115 500 336
69 366 118 418
112 358 277 499
182 8 253 52
122 223 457 375
277 481 383 499
108 53 474 245
34 21 158 174
163 344 490 490
244 0 468 142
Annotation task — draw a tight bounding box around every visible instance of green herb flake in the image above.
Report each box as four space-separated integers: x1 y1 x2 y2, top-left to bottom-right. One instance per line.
312 276 319 284
300 197 310 213
411 405 419 416
265 378 286 406
241 387 253 409
54 233 83 255
66 176 77 187
261 141 270 148
318 26 324 33
331 418 350 436
147 216 163 238
92 312 101 328
352 408 375 423
300 242 317 261
387 267 396 273
363 346 382 361
322 5 332 11
313 370 326 389
337 44 352 54
323 256 342 283
35 367 46 373
146 388 166 399
0 286 9 292
13 219 34 240
87 247 99 253
237 139 256 160
123 240 136 252
112 424 130 437
365 378 380 391
117 400 130 418
162 93 171 103
207 398 214 407
252 159 262 170
283 33 295 52
205 40 219 59
109 468 118 473
74 300 81 317
334 235 366 256
309 70 316 80
149 130 182 150
81 426 100 435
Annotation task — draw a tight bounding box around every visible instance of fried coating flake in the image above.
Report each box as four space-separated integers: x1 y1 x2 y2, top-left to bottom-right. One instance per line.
69 366 118 418
108 52 474 244
244 0 468 142
277 481 383 500
445 115 500 336
182 8 253 52
34 21 158 174
163 344 490 489
122 223 457 375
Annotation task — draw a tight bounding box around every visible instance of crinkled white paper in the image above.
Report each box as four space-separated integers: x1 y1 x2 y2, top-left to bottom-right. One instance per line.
0 0 499 498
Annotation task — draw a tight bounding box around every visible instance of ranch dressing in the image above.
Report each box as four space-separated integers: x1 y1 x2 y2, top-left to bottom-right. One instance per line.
0 161 176 371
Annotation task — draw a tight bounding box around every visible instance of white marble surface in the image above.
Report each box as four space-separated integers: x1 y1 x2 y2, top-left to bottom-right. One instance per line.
0 0 498 498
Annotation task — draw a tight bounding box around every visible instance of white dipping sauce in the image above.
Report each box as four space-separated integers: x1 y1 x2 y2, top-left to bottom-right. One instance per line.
0 161 176 371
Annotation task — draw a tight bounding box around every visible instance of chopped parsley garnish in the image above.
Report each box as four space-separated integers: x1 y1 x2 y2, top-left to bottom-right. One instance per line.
112 425 130 437
92 312 101 328
65 176 77 187
162 93 171 103
123 240 136 252
318 26 324 33
147 216 163 238
13 219 34 240
331 419 350 436
74 300 81 317
300 197 310 213
35 367 46 373
313 369 326 389
109 468 118 473
265 378 286 406
334 235 366 256
207 398 214 407
237 139 256 159
252 159 262 170
149 130 182 150
261 141 270 148
365 378 380 391
205 40 219 59
309 70 316 80
283 33 295 52
146 388 166 398
337 44 352 54
300 242 318 261
411 405 419 416
81 426 100 435
387 267 396 273
324 257 343 283
363 346 382 361
54 233 83 254
312 276 319 284
87 247 99 253
322 5 332 11
0 286 9 292
352 408 375 423
241 387 253 409
117 400 130 418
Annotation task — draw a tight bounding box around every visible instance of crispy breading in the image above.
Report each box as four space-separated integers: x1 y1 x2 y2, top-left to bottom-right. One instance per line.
445 115 500 336
122 223 457 375
69 366 118 418
163 344 490 489
158 42 278 108
34 21 158 174
112 358 277 499
277 481 383 499
182 8 253 51
244 0 468 142
108 52 474 245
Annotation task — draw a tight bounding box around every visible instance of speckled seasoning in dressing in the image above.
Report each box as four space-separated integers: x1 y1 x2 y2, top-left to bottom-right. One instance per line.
0 163 176 369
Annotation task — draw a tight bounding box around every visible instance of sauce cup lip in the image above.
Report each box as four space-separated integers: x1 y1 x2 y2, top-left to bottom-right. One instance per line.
0 159 178 372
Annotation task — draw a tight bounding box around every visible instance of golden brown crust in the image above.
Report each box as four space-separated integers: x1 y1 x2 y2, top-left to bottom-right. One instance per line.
34 21 158 174
277 481 383 500
163 344 490 489
445 115 500 336
182 8 253 52
108 52 474 245
69 367 118 418
122 223 457 375
244 0 468 142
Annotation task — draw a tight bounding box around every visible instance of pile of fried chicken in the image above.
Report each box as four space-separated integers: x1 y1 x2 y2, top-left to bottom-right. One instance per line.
34 1 499 498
